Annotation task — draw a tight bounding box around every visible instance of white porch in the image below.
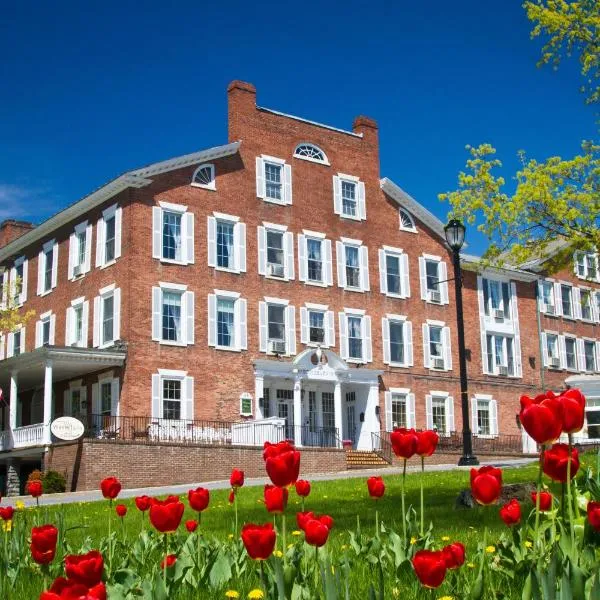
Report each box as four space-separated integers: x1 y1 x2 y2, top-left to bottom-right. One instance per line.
254 348 383 450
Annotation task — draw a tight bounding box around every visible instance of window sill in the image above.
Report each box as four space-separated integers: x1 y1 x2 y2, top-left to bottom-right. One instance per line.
384 292 407 300
239 413 253 418
38 289 54 297
99 260 117 271
159 258 189 266
214 266 242 275
304 280 329 288
388 362 410 368
98 341 117 350
264 274 290 282
343 286 365 293
306 342 330 348
346 358 366 365
339 214 363 222
260 197 289 206
214 345 242 353
158 340 188 347
190 182 216 191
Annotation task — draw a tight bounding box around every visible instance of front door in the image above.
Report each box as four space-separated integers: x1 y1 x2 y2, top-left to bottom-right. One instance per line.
321 391 336 447
346 403 356 445
276 389 294 441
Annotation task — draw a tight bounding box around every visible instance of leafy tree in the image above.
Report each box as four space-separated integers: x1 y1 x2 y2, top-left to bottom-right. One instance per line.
0 275 34 334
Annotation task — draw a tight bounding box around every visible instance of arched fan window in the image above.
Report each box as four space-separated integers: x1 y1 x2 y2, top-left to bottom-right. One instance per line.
399 208 416 232
293 143 329 165
191 163 216 190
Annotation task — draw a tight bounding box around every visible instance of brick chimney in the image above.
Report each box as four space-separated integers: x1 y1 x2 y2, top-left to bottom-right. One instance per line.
0 220 35 250
352 115 379 145
227 80 257 143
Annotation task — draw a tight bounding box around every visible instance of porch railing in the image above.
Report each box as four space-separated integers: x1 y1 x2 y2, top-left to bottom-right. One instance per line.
371 431 393 464
298 425 341 448
12 423 46 448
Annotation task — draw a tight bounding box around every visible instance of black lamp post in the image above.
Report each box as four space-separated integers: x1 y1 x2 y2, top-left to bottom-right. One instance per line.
444 219 479 466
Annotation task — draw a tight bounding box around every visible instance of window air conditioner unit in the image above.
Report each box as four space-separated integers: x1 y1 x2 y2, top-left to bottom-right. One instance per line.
267 263 285 278
429 290 441 304
549 357 561 368
268 340 286 354
498 365 509 376
493 309 505 321
432 357 445 370
73 264 83 277
545 304 555 315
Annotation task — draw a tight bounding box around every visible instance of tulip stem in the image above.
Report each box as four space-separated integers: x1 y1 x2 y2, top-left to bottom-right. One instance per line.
163 534 168 585
259 560 266 593
420 456 425 537
534 447 543 549
108 499 113 575
375 508 379 540
282 512 287 560
234 491 238 535
401 459 407 543
197 512 202 571
567 435 575 548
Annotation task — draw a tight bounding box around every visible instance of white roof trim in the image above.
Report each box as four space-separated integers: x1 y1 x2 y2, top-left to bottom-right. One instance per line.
460 253 539 282
0 141 241 262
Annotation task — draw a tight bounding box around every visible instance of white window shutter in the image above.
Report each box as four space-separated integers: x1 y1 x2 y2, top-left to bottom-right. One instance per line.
297 235 306 281
114 206 122 259
324 240 333 286
259 301 267 352
405 321 414 366
51 243 58 289
113 288 121 341
378 249 387 294
425 395 433 430
541 333 548 367
50 314 56 345
573 288 582 319
418 256 427 300
364 316 372 362
559 335 567 369
0 335 4 360
511 282 522 377
183 376 194 421
537 281 546 313
478 277 489 374
111 379 120 416
339 313 348 359
91 383 99 416
442 326 452 370
84 224 92 273
152 207 162 259
327 310 335 347
7 333 13 358
384 391 392 431
37 250 44 295
382 318 390 364
20 260 28 303
284 164 292 205
185 291 195 345
401 253 410 298
336 241 345 288
65 307 73 345
596 342 600 371
490 400 498 435
236 298 247 350
207 217 217 267
236 222 246 272
447 396 455 433
422 323 430 368
82 301 89 348
95 218 103 267
285 232 294 280
576 338 585 372
151 374 161 419
256 157 265 198
257 227 266 276
471 398 479 436
35 320 42 348
360 246 370 291
184 212 194 264
408 393 416 429
207 294 216 347
286 306 296 355
68 233 76 279
554 282 563 316
300 307 309 344
332 175 341 215
357 181 366 220
439 261 449 304
64 390 72 417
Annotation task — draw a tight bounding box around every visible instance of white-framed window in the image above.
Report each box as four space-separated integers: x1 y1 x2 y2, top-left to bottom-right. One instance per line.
399 208 416 232
298 231 333 286
422 321 452 370
92 374 120 418
63 380 87 419
66 296 89 347
560 283 574 318
485 333 517 376
151 283 194 346
586 397 600 439
482 278 511 319
582 339 598 373
379 246 410 298
596 291 600 322
10 256 28 305
35 310 56 348
207 290 247 352
257 223 294 280
300 303 335 348
191 163 216 190
574 251 599 281
382 315 413 367
151 369 194 421
418 255 449 304
426 392 455 435
152 202 194 265
207 212 246 273
68 220 92 279
538 280 557 315
256 155 292 205
93 284 121 349
37 239 58 295
7 326 25 358
333 173 366 220
563 335 578 371
95 203 122 268
0 269 8 309
240 392 253 417
579 288 594 321
336 238 369 292
384 388 416 430
258 298 296 356
293 143 329 165
471 395 498 437
541 332 561 369
339 309 372 363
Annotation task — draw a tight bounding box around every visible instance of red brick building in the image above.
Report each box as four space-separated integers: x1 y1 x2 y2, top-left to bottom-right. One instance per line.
0 81 599 493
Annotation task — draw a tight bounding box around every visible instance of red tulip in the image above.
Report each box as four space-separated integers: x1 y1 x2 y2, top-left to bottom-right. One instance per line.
263 440 296 460
519 393 563 445
64 550 104 587
295 479 311 497
115 504 127 518
149 496 185 533
185 519 198 533
412 550 447 588
367 476 385 499
40 578 106 600
318 514 334 530
134 496 151 512
558 388 586 434
390 428 418 459
442 542 465 569
542 443 580 483
531 491 552 511
304 518 330 547
27 480 43 498
241 523 277 560
296 511 315 531
499 499 521 526
228 490 235 504
100 477 121 500
265 445 301 488
587 501 600 531
188 487 210 512
264 485 288 514
230 469 244 489
0 506 14 520
416 430 439 457
470 466 502 505
160 554 177 569
30 524 58 565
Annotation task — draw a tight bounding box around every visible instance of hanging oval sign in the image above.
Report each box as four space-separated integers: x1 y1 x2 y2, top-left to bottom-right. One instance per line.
51 417 85 441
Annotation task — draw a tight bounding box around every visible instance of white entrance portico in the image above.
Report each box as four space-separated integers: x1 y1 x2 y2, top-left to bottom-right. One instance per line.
254 348 383 450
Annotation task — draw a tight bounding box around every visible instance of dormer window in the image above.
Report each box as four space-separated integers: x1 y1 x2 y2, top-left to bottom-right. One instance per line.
399 208 416 232
191 163 216 190
293 143 329 165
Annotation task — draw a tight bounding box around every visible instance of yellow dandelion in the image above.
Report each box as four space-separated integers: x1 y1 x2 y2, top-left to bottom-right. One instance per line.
15 501 25 511
3 520 12 533
228 533 234 540
392 588 400 598
273 550 283 558
341 544 348 551
441 536 450 542
248 590 264 600
439 596 454 600
485 546 496 554
467 562 475 568
410 536 417 545
225 592 240 599
291 530 302 536
524 541 533 548
287 543 294 549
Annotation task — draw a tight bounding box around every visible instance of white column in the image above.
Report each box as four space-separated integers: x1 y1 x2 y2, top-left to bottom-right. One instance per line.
43 360 53 444
293 378 302 447
334 381 343 448
9 371 18 432
254 375 264 420
359 383 380 451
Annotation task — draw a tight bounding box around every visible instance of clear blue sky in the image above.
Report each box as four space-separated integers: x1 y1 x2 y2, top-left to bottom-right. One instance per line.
0 0 595 254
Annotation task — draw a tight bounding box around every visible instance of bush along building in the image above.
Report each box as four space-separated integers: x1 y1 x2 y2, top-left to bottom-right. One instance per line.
0 81 599 494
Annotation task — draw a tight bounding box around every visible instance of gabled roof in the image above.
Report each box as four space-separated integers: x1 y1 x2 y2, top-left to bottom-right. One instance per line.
0 141 241 263
460 253 539 282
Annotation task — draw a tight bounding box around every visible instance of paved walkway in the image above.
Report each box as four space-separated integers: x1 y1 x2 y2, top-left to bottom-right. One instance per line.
2 457 536 508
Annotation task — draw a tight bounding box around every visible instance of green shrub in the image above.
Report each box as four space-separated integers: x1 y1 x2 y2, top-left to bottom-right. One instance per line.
42 470 66 494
